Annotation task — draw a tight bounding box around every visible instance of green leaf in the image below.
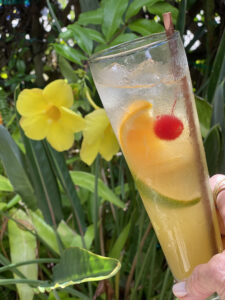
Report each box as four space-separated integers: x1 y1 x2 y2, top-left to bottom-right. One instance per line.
109 221 131 259
30 210 59 255
59 29 74 41
39 247 120 290
0 125 36 209
58 56 78 84
0 175 13 192
195 96 212 138
22 138 63 226
45 144 86 233
204 125 221 176
207 29 225 102
70 171 125 209
102 0 129 42
94 43 109 53
2 247 120 291
211 81 225 174
176 0 187 38
67 24 93 55
8 209 37 300
80 0 99 13
7 194 21 209
0 248 26 280
77 8 103 25
0 203 7 210
114 183 129 196
54 44 87 65
57 0 67 9
16 60 26 73
125 0 160 21
129 19 164 36
83 27 105 44
110 33 138 46
52 248 120 287
30 210 93 254
57 221 94 250
147 1 179 24
211 81 225 129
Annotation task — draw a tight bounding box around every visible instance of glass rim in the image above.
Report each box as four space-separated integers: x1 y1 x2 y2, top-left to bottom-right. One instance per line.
89 31 179 63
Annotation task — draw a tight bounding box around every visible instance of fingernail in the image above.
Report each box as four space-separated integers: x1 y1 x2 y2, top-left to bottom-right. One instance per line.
172 281 188 298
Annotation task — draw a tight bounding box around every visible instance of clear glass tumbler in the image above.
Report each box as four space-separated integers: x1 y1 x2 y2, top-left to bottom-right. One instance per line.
89 31 223 290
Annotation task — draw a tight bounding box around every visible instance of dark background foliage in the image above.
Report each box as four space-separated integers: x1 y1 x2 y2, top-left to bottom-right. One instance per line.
0 1 224 300
0 0 224 91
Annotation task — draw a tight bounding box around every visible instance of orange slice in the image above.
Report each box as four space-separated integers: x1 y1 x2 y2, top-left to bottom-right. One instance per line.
119 100 200 205
119 100 161 174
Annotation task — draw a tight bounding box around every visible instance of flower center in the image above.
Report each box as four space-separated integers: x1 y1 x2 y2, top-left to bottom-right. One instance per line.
46 105 61 121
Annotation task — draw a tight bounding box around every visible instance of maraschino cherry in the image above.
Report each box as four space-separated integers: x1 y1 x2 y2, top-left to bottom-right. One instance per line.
154 114 184 140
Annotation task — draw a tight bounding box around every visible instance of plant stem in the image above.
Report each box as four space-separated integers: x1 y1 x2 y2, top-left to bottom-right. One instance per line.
119 156 125 201
65 286 91 300
85 87 100 110
106 161 119 234
6 113 16 128
94 154 100 253
99 205 105 256
146 236 157 298
130 228 154 300
0 258 59 273
0 253 25 279
176 0 187 39
159 268 171 300
46 0 61 32
124 222 152 299
0 278 47 286
53 290 61 300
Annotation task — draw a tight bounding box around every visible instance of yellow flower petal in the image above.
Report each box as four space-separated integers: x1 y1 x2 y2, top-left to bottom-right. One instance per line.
16 89 47 117
43 80 73 108
99 125 119 161
80 135 101 166
59 107 85 132
20 115 49 140
80 109 118 165
46 122 74 152
82 109 109 145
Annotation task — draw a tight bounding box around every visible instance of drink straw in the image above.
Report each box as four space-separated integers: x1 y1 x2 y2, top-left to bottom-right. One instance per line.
163 12 174 38
162 12 219 250
163 13 179 113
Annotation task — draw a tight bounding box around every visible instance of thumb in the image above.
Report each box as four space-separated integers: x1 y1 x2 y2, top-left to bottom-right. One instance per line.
172 251 225 300
210 174 225 234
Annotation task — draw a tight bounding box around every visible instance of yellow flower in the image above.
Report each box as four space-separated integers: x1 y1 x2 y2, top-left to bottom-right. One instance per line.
16 80 85 152
80 109 119 165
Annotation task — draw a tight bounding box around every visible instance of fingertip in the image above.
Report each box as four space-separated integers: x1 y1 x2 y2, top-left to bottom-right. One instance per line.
209 174 225 191
172 281 188 298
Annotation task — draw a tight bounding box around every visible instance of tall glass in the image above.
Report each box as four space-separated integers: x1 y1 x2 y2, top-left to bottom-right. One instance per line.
89 32 223 282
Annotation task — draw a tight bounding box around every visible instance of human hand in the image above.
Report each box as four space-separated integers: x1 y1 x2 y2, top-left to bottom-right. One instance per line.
172 174 225 300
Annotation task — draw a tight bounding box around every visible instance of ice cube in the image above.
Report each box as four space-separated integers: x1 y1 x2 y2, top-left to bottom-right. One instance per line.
94 62 129 86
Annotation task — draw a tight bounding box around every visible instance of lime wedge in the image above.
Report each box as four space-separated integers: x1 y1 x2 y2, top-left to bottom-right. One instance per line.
135 179 200 208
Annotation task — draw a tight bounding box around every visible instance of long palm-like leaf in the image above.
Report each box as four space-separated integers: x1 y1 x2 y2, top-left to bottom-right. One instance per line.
44 143 86 234
0 125 36 209
207 29 225 102
22 137 63 226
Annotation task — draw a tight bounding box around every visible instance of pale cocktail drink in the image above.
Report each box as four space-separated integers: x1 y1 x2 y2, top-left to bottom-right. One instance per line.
89 32 223 281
